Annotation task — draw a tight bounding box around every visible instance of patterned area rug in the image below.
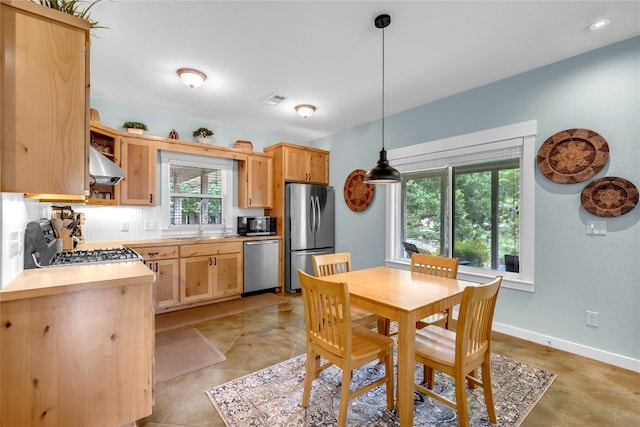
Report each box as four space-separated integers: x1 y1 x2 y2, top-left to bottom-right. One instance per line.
206 353 555 426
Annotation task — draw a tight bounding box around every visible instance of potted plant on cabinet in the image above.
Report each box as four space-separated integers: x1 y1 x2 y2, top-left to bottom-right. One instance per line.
123 121 148 134
193 127 214 143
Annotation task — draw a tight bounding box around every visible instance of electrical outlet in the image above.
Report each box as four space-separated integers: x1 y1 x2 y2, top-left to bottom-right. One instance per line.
144 220 156 231
586 310 599 327
121 221 129 232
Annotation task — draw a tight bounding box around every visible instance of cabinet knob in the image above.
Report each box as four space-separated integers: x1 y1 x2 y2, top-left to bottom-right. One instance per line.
209 257 212 266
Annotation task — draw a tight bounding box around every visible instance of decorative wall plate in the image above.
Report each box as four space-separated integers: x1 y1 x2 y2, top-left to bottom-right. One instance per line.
580 177 638 217
537 128 609 184
344 169 375 212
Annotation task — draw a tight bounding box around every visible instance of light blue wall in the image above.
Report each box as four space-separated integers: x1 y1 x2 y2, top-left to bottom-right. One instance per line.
312 37 640 361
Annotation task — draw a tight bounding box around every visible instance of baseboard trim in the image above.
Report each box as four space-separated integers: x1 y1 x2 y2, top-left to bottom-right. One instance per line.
492 321 640 373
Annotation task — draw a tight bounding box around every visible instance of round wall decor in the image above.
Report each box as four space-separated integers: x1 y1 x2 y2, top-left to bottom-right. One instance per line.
344 169 375 212
537 128 609 184
580 177 638 217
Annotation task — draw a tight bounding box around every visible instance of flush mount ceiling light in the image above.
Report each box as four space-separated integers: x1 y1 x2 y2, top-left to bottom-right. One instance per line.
364 14 402 185
177 68 207 88
590 18 611 30
295 104 316 118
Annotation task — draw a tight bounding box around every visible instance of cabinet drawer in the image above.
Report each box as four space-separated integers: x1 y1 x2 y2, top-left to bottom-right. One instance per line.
132 245 179 260
179 241 242 258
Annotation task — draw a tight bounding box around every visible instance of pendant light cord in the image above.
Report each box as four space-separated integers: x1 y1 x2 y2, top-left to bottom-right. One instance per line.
381 26 385 151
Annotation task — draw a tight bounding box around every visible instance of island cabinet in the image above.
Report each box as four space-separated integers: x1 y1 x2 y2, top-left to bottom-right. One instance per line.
1 0 89 200
179 242 243 304
136 245 180 310
119 135 157 206
238 152 273 208
0 262 155 427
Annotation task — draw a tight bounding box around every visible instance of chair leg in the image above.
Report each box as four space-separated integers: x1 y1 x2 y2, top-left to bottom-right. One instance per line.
455 373 470 427
378 317 390 336
443 308 450 329
423 365 435 389
481 360 497 422
385 350 395 410
337 369 352 427
302 349 315 408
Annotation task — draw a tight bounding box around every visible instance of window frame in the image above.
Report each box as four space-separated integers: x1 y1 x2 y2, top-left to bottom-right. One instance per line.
159 150 234 233
386 121 536 292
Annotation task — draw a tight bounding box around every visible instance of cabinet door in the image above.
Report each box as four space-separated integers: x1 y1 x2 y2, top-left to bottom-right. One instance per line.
308 150 329 184
120 137 157 205
149 259 180 309
283 146 310 182
239 154 272 208
212 253 242 297
180 256 214 303
1 2 89 198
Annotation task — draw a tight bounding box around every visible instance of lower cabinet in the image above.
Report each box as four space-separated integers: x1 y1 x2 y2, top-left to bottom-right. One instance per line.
136 245 180 310
179 241 243 305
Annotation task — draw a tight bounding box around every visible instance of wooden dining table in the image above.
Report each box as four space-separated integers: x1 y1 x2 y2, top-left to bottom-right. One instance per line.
321 265 476 426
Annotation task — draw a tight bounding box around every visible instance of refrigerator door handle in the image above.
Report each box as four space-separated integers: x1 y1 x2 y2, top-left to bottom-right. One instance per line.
315 195 322 235
294 249 334 256
310 196 317 234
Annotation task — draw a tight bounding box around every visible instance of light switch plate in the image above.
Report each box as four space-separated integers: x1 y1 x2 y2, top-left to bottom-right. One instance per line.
586 220 606 235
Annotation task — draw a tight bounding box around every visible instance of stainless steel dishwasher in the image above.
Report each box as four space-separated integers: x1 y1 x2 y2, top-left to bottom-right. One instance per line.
243 239 279 293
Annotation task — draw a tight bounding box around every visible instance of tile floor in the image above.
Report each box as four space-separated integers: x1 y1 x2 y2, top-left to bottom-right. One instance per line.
139 294 640 427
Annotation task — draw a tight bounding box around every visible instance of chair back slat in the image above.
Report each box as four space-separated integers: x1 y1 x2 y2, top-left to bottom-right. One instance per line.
410 253 459 278
313 252 352 277
456 276 502 362
299 270 351 357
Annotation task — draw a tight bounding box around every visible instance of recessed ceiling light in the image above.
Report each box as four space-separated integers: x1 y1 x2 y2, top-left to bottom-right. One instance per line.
589 18 611 30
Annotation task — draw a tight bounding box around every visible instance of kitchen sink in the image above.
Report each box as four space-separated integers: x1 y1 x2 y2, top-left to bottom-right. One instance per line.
173 235 239 241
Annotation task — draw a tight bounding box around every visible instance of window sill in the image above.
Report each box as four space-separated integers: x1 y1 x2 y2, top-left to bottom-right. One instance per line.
384 259 534 292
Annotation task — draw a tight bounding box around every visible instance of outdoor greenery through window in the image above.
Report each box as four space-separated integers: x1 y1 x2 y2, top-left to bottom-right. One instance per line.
169 164 223 225
402 159 520 272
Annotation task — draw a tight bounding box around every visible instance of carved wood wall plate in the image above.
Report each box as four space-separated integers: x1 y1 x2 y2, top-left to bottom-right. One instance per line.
344 169 375 212
537 128 609 184
580 177 638 217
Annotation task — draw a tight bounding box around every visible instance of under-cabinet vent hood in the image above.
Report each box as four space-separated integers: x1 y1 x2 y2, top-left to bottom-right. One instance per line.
89 145 124 185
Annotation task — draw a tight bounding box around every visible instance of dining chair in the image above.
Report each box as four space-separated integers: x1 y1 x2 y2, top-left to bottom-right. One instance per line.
410 253 460 329
414 275 503 427
297 270 395 427
312 252 389 335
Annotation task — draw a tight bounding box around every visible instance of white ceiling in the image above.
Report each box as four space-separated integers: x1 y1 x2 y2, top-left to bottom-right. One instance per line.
89 1 640 144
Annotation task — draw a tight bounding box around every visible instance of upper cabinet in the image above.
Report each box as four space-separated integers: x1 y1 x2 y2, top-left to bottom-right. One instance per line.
277 144 329 184
119 135 157 206
1 1 89 200
88 123 120 205
238 152 273 208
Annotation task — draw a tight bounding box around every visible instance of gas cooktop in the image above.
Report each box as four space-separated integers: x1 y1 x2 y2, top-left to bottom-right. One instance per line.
51 247 143 266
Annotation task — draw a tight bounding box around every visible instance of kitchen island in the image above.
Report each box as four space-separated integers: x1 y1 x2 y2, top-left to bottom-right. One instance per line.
0 261 155 427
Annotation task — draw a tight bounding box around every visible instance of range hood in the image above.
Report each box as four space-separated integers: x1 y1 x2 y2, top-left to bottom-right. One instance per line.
89 145 124 185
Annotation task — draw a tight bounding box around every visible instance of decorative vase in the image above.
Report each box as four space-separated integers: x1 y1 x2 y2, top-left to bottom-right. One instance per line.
197 137 213 144
128 128 144 134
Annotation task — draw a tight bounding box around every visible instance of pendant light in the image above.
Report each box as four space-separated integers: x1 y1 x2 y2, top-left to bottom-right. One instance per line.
364 14 402 184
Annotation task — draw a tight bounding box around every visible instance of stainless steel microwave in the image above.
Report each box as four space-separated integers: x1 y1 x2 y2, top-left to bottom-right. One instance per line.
237 216 277 236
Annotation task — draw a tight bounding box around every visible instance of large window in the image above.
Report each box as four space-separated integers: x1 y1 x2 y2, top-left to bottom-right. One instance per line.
387 121 536 291
403 160 520 272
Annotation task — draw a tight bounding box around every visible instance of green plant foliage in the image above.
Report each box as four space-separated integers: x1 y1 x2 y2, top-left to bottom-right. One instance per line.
192 127 214 138
122 121 148 130
36 0 106 30
453 239 489 267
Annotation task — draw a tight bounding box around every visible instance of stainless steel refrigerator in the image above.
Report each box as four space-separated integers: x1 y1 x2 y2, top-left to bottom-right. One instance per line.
285 183 335 293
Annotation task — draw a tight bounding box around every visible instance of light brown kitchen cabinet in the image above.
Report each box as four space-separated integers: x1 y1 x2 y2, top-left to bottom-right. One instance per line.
88 123 121 205
119 135 157 205
277 144 329 184
1 0 89 200
134 245 180 310
238 152 273 208
180 241 243 304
